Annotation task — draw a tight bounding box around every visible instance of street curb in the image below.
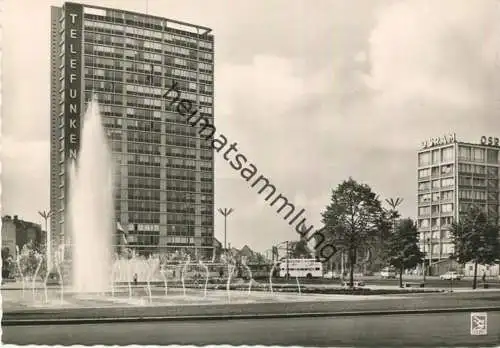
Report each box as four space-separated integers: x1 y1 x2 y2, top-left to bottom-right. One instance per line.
3 306 500 326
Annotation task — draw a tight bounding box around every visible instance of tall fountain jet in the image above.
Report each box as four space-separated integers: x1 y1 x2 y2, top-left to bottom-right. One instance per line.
68 96 114 293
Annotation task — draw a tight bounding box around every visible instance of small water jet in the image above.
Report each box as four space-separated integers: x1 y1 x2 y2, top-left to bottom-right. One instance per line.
296 276 302 296
199 260 209 297
127 260 133 300
159 264 168 297
269 261 279 294
144 257 155 303
32 253 43 302
15 246 26 297
181 256 191 297
241 257 253 296
54 250 64 304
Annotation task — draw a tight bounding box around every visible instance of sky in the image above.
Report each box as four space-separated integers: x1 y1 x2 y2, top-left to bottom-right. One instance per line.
2 0 500 253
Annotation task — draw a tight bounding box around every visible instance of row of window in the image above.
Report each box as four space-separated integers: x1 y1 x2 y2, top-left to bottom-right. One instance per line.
81 63 211 88
418 203 454 216
57 154 212 176
458 177 497 188
82 64 212 86
458 190 498 201
458 146 499 163
121 160 212 173
102 105 211 120
418 147 454 166
418 164 454 179
83 44 213 73
83 32 213 62
458 163 499 176
116 188 213 201
82 20 213 51
418 190 454 203
458 203 498 216
419 216 453 228
418 178 455 190
126 236 213 246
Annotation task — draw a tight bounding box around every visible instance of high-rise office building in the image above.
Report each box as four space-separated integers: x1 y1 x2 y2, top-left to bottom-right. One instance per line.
50 2 215 257
417 134 500 264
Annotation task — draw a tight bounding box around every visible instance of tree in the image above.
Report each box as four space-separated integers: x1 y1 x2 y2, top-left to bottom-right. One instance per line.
384 218 424 287
2 247 15 279
450 206 500 289
291 240 312 259
321 178 388 288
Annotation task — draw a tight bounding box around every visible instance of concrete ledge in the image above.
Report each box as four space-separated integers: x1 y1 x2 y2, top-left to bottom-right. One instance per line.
4 306 500 326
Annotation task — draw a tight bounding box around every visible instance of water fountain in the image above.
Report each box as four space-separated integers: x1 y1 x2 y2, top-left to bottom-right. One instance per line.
181 256 191 297
68 96 114 294
296 276 302 296
54 249 64 304
199 260 209 297
225 254 236 302
127 259 133 300
269 261 279 294
144 256 156 303
32 253 43 301
14 246 25 297
3 96 336 315
159 263 168 297
241 257 253 296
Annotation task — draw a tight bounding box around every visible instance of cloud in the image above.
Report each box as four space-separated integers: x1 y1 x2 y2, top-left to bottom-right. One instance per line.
365 0 500 110
1 137 50 223
3 0 500 253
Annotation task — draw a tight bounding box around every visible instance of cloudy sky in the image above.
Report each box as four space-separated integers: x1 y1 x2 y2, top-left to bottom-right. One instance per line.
2 0 500 253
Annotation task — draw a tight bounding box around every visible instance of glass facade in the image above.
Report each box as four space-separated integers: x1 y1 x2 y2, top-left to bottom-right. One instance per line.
417 141 500 261
51 3 215 257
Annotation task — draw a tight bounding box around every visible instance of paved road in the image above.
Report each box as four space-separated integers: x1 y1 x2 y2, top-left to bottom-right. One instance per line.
4 311 500 346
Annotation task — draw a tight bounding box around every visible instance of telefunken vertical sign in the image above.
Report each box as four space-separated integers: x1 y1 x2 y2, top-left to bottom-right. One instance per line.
64 3 83 162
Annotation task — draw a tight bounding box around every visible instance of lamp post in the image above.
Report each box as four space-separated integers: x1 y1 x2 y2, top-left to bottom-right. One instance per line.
38 210 54 272
218 208 233 251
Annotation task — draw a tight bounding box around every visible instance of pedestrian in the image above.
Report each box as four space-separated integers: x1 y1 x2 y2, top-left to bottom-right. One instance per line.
482 271 486 283
133 273 138 286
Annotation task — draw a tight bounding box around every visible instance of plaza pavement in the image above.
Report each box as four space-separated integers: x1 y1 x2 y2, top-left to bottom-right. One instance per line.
3 286 500 325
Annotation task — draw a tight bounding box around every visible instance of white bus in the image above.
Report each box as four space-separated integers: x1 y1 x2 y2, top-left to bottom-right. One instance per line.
279 258 323 279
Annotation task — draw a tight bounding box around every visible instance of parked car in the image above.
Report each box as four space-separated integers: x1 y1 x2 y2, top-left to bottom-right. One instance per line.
46 272 60 285
323 271 341 279
380 267 396 279
342 280 365 288
440 271 463 280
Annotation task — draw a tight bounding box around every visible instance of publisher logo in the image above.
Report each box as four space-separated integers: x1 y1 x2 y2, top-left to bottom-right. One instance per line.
470 312 487 336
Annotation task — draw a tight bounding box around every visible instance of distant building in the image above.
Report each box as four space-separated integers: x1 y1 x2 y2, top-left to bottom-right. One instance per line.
417 134 500 269
1 215 45 257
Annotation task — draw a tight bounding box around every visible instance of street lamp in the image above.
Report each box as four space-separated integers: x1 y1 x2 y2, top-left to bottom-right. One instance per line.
218 208 234 251
38 210 54 272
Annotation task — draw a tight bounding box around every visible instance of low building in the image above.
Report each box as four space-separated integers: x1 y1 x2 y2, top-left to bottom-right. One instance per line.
1 215 45 257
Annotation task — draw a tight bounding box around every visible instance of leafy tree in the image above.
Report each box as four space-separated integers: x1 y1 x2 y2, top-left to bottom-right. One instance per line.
321 178 387 287
450 206 500 289
2 247 15 279
291 240 313 259
384 218 424 287
16 243 49 282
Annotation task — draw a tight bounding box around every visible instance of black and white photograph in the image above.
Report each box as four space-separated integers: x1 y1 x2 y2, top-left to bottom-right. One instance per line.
1 0 500 346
